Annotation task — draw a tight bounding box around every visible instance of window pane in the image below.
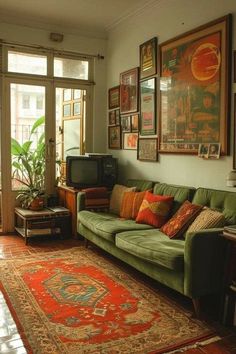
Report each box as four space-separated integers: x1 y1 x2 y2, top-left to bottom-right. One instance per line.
11 84 45 190
8 51 47 75
54 57 88 80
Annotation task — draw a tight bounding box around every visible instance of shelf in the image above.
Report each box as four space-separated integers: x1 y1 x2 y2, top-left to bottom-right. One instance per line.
15 227 61 238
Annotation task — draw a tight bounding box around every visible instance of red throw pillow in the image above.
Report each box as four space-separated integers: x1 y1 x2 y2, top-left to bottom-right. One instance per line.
135 191 174 228
161 200 202 239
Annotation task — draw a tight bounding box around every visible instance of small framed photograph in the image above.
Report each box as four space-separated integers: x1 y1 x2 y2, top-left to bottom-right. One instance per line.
121 116 131 132
198 143 209 158
140 37 157 80
115 109 120 125
131 114 139 132
140 78 156 135
138 138 158 161
63 89 72 101
120 68 139 114
63 104 71 117
108 86 120 109
109 110 116 125
208 143 221 159
123 132 138 150
108 126 121 149
73 102 81 116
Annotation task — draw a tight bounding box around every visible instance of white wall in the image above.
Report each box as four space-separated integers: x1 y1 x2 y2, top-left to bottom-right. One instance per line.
107 0 236 190
0 21 108 153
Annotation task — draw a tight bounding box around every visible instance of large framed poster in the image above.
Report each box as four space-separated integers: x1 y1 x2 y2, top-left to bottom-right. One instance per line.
120 68 139 114
140 78 156 135
159 15 231 154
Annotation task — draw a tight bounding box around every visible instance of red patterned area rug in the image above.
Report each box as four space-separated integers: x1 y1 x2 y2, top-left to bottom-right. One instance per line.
0 247 215 354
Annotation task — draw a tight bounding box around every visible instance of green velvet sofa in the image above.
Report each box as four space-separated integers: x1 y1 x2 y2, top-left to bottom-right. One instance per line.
77 180 236 315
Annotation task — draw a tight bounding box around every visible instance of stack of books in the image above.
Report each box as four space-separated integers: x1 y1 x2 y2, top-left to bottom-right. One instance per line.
47 206 70 216
223 225 236 239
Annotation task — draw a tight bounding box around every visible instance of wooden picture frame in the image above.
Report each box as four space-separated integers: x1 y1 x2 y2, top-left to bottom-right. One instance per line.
137 137 158 161
123 132 138 150
108 125 121 149
140 37 157 79
120 68 139 114
131 114 139 132
108 86 120 109
121 115 131 132
140 78 156 135
159 15 231 155
108 110 116 125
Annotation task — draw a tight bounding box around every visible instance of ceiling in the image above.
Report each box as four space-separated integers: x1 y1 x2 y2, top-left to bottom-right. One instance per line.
0 0 157 39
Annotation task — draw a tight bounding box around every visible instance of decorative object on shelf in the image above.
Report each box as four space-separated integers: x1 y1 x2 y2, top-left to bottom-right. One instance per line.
108 85 120 109
123 132 138 150
131 114 139 132
159 15 231 154
208 143 220 159
198 143 209 158
11 116 46 210
140 37 157 79
120 67 139 114
108 125 121 149
226 170 236 187
137 137 158 161
140 77 156 135
121 115 131 132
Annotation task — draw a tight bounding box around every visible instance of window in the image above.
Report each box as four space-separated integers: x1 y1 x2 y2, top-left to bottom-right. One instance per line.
36 95 44 110
54 57 89 80
8 51 47 75
22 94 30 109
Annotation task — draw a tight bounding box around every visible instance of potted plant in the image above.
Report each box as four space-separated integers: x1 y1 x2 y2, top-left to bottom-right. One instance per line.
11 116 46 210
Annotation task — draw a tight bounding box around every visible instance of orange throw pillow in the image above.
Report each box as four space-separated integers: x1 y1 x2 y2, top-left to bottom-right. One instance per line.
120 191 146 219
161 200 202 239
135 191 174 228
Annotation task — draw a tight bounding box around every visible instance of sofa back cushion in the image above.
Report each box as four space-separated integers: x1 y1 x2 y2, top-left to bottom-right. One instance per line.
153 183 195 215
126 179 154 191
192 188 236 225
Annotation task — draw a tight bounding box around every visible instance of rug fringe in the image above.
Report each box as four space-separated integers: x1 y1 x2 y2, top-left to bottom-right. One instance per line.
165 335 221 353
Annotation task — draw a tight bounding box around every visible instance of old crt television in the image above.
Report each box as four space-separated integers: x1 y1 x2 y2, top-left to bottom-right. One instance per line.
66 155 118 189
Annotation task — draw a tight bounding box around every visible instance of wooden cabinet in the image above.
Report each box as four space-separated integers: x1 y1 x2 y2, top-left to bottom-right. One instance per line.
57 185 80 238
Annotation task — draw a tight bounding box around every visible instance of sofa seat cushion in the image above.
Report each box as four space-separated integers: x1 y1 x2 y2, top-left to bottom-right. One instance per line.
78 210 153 243
116 229 185 271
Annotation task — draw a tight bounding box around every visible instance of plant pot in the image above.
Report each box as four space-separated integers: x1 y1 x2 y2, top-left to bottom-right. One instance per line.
29 197 44 211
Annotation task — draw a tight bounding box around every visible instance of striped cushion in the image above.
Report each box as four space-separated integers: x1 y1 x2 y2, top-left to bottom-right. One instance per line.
186 207 225 233
120 191 146 219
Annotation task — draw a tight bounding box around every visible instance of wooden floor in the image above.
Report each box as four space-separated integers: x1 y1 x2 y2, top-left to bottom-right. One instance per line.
0 234 235 354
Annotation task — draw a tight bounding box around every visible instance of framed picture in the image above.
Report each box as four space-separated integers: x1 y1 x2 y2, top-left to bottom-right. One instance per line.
123 132 138 150
159 15 231 154
109 110 116 125
63 104 71 117
198 143 209 158
108 86 120 109
120 68 139 114
140 78 156 135
108 126 121 149
137 138 158 161
73 102 81 116
140 37 157 79
208 143 221 158
121 115 131 132
131 114 139 132
115 109 120 125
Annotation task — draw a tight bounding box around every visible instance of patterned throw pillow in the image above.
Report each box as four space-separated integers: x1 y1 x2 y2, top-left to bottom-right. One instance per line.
161 200 202 239
120 191 146 219
186 207 225 233
135 191 174 228
109 184 136 215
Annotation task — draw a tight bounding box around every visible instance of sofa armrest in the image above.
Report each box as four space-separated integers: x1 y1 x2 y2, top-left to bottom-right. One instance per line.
77 192 86 213
184 228 227 298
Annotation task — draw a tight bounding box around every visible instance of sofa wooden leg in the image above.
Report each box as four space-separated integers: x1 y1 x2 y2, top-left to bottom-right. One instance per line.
192 298 201 318
84 238 89 248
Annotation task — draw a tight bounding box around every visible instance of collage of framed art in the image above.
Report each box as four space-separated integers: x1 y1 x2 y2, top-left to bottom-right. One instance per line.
107 14 232 163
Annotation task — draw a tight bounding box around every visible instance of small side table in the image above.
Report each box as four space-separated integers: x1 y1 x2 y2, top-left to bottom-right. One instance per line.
15 207 71 245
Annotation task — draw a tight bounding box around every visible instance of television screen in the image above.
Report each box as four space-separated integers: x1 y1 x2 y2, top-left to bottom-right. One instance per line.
70 159 99 185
